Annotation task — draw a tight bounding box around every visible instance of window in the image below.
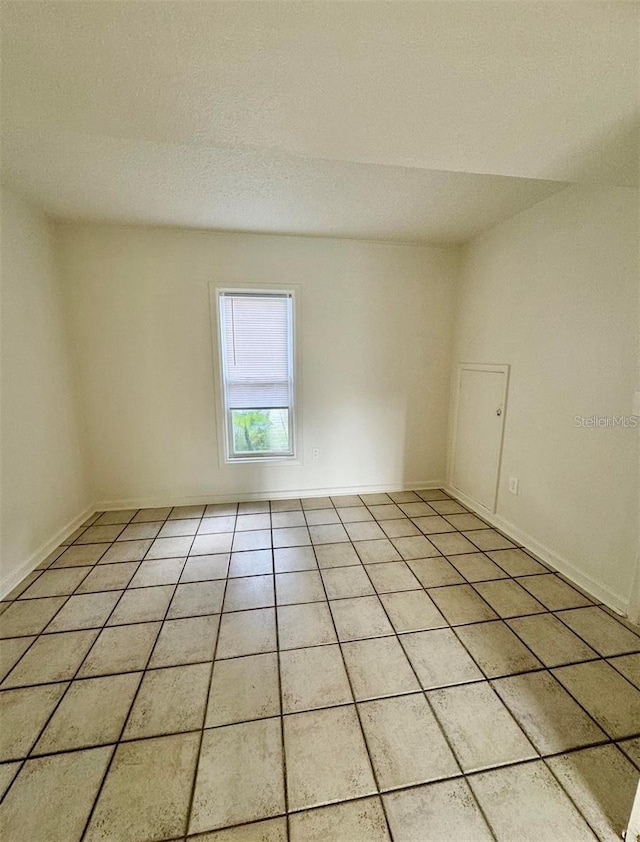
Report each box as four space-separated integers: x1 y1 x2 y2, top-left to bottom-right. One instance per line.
216 289 296 460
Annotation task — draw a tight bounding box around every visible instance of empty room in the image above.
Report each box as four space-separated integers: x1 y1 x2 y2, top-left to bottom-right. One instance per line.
0 1 639 840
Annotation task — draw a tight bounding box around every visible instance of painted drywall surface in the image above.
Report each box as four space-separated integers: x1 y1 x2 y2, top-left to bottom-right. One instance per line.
57 225 458 505
452 185 639 609
0 185 89 589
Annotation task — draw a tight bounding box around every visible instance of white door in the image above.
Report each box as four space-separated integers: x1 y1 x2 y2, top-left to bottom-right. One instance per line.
450 364 509 514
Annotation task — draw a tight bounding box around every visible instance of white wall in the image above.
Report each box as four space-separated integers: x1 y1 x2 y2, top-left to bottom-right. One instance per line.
451 185 639 612
0 185 90 593
56 225 458 507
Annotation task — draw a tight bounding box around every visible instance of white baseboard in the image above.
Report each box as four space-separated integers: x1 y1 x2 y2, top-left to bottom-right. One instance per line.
444 485 629 616
94 479 446 513
1 505 96 600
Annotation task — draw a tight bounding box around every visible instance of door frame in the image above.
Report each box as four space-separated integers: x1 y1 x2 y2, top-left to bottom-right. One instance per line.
448 362 510 516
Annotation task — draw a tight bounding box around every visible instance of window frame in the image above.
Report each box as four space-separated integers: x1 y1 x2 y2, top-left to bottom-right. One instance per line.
210 283 301 465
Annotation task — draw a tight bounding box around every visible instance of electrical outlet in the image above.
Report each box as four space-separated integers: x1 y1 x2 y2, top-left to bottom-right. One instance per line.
312 448 319 459
508 477 519 495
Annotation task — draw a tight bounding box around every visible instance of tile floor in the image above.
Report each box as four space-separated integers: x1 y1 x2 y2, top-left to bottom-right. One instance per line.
0 489 639 841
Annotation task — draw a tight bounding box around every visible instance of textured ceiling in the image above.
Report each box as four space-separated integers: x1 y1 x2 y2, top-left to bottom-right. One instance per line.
1 1 638 242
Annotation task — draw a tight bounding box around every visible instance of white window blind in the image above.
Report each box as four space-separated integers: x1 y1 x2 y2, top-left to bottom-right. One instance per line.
220 293 293 410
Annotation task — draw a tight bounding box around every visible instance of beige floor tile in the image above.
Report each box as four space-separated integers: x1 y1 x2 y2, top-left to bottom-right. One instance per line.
198 516 237 534
86 733 199 841
146 535 200 559
412 515 457 535
3 571 42 599
428 500 466 515
506 613 598 666
0 746 113 842
0 597 66 638
448 552 508 582
271 511 306 528
429 682 536 772
315 542 361 568
618 737 640 768
359 493 392 506
229 549 273 577
552 660 640 738
369 504 405 520
53 544 110 567
79 622 160 676
0 682 68 760
558 606 640 656
238 502 270 515
224 575 275 611
444 513 490 531
34 673 140 753
290 796 390 842
132 506 172 522
0 761 20 799
331 494 363 508
280 645 352 712
272 526 311 548
309 524 350 544
278 602 337 649
330 596 394 641
190 718 284 833
129 557 185 587
338 505 374 523
517 573 592 610
379 518 421 538
236 513 271 531
192 533 235 556
608 653 640 688
206 652 280 726
406 557 463 588
360 693 459 790
399 502 437 518
20 567 90 599
346 522 386 541
273 546 317 573
158 518 199 538
272 498 302 511
427 533 477 556
75 561 140 593
193 817 287 841
107 584 174 625
321 565 374 599
231 530 271 552
380 591 447 632
275 571 325 604
400 628 483 689
493 671 607 754
304 508 341 525
427 584 497 625
46 591 120 632
3 629 98 687
384 778 493 841
124 662 210 738
117 521 162 541
469 761 597 841
474 579 546 618
547 745 639 840
365 561 421 593
390 491 422 503
285 705 376 810
455 621 543 677
95 509 137 526
0 635 35 681
462 529 515 551
75 525 124 544
391 535 441 560
353 539 401 565
342 636 420 700
150 614 220 667
204 503 238 517
170 504 206 519
168 580 225 618
181 553 230 582
486 548 547 576
216 608 275 659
